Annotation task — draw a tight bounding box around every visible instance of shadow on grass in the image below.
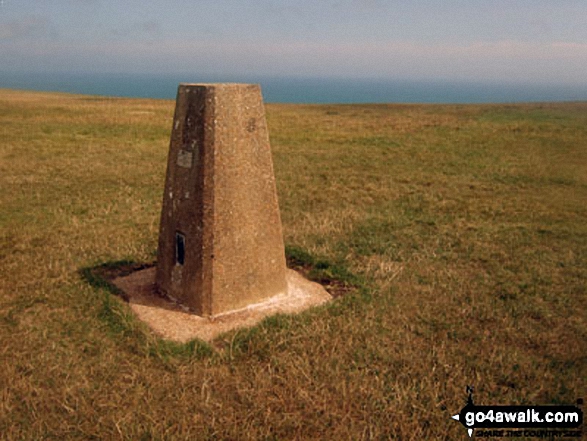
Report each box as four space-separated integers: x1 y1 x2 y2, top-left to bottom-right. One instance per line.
79 247 366 361
285 245 365 298
80 260 215 362
80 260 153 300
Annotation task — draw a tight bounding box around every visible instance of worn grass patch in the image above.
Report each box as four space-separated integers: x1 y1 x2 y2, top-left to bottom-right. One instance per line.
1 89 585 439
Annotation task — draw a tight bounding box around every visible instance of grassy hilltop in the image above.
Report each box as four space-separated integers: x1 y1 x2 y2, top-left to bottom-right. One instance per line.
0 89 585 439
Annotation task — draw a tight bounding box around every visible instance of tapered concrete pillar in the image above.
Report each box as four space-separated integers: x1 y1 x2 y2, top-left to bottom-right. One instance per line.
156 83 287 317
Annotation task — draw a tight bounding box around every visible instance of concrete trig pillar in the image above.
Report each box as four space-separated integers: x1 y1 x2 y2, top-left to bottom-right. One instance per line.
156 83 287 317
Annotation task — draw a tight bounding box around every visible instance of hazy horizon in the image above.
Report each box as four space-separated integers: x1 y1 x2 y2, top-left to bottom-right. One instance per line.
1 1 587 88
2 70 587 104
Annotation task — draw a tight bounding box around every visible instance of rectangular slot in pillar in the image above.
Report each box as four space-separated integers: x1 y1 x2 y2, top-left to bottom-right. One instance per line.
175 232 185 266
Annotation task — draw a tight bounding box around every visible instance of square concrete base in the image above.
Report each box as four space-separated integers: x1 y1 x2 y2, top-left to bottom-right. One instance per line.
112 268 332 342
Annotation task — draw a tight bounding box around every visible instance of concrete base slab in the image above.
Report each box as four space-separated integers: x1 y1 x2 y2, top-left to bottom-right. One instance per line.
112 267 332 342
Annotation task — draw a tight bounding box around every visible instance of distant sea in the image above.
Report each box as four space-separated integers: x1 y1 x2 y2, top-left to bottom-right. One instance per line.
1 71 587 104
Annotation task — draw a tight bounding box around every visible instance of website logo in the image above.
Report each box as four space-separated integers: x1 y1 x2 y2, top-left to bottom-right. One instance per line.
451 386 583 438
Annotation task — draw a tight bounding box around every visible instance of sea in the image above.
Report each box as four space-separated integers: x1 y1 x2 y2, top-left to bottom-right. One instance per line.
1 71 587 104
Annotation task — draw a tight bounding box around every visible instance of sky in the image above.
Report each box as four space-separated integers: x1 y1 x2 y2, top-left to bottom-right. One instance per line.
1 0 586 85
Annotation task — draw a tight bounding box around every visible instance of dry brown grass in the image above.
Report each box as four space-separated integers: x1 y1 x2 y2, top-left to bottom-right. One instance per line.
0 89 585 439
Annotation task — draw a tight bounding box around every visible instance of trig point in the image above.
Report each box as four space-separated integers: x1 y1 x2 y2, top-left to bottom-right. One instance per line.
156 83 288 316
112 83 331 341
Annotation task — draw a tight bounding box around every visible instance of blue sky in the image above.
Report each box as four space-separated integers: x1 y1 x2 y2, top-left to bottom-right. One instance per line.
1 0 586 84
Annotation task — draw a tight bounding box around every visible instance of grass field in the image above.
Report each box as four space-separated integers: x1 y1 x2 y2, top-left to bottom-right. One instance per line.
0 89 585 440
